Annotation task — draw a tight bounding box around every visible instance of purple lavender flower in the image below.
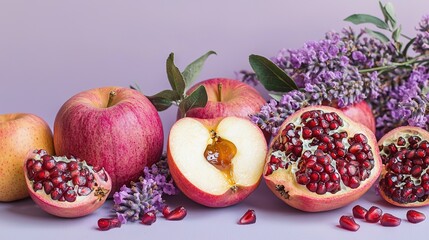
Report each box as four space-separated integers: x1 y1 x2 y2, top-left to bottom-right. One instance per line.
112 154 178 224
413 15 429 55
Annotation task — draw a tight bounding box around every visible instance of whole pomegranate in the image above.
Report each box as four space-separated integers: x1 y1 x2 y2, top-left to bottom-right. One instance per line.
24 149 111 218
378 126 429 207
264 106 381 212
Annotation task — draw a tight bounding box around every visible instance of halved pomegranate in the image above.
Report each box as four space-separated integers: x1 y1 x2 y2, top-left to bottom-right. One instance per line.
24 149 111 218
264 106 382 212
378 126 429 207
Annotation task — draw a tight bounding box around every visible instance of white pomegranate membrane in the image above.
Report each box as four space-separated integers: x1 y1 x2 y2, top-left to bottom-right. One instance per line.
266 109 376 194
378 127 429 205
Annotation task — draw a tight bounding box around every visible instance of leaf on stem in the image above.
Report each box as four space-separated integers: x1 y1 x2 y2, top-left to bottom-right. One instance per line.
249 54 298 93
365 28 390 42
344 14 389 30
178 85 208 117
147 90 181 111
166 53 186 96
182 51 216 90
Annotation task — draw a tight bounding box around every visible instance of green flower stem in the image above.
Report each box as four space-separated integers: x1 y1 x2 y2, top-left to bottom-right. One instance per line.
358 57 429 73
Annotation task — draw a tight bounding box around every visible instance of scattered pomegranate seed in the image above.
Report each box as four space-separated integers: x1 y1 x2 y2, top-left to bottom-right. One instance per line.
141 211 157 225
365 206 383 223
162 205 171 217
339 216 360 231
407 210 426 223
97 218 121 231
352 205 367 219
165 206 187 220
238 209 256 225
380 213 401 227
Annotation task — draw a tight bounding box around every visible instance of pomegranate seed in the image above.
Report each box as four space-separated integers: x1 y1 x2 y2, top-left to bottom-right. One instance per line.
238 209 256 225
365 206 383 223
162 205 171 217
98 218 121 231
407 210 426 223
36 149 48 156
380 213 401 227
165 206 187 220
339 216 360 231
352 205 367 219
42 155 56 170
141 211 157 225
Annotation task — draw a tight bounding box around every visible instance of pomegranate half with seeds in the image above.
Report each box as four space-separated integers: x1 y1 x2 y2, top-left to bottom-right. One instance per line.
24 149 111 218
378 126 429 207
264 106 382 212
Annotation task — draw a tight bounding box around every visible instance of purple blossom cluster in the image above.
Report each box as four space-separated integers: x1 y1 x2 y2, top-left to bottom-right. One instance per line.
413 15 429 55
243 15 429 138
113 154 178 224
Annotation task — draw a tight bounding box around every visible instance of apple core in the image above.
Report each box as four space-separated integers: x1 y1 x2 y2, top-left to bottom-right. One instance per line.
204 130 237 185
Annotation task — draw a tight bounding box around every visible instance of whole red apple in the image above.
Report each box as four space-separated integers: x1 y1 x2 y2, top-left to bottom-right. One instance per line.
0 113 54 202
183 78 266 119
53 87 163 195
168 116 267 207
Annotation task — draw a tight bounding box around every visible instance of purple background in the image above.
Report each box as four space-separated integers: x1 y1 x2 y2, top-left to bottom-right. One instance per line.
1 1 429 239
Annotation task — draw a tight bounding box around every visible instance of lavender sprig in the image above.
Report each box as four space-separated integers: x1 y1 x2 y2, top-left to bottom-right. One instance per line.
112 154 178 224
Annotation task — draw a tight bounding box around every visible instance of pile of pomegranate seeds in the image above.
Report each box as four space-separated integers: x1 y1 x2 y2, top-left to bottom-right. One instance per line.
339 205 426 231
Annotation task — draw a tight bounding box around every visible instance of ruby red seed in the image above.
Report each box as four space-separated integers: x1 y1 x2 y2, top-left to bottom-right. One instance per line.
365 206 383 223
238 209 256 225
407 210 426 223
339 216 360 231
380 213 401 227
352 205 367 219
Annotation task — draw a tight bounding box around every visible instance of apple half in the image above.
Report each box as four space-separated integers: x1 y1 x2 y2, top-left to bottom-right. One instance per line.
167 116 267 207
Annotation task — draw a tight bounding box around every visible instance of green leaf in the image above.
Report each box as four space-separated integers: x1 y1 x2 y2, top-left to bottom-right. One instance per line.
146 89 180 111
384 2 397 28
365 28 389 42
178 85 208 117
166 53 186 96
182 51 216 89
392 25 401 43
344 14 389 30
249 54 298 93
269 93 283 101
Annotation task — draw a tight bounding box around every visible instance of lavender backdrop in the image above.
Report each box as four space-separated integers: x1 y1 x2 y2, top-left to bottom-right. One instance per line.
1 1 429 239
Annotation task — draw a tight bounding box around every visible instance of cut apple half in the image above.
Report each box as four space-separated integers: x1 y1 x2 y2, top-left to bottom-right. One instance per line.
167 117 267 207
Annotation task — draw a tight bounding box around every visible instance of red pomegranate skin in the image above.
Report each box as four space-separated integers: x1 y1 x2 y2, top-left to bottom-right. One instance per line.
54 87 163 195
341 101 376 134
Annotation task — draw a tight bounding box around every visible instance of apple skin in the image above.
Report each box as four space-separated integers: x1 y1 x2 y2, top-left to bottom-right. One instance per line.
0 113 54 202
183 78 266 119
167 117 267 208
53 87 163 195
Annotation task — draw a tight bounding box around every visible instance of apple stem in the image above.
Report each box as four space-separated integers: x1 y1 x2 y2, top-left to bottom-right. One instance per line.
107 91 117 108
217 83 222 102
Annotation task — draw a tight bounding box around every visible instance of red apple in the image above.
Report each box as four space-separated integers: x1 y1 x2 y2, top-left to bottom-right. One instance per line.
53 87 163 195
167 116 267 207
183 78 266 119
0 113 54 202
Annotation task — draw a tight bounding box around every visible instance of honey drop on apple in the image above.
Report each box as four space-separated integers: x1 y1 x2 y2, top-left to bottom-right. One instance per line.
204 130 237 185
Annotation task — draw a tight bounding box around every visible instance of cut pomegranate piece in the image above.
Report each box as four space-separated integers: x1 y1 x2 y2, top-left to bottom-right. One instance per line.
380 213 401 227
24 149 111 218
365 206 383 223
339 216 360 231
407 210 426 223
141 211 157 225
378 127 429 207
352 205 367 219
238 209 256 225
264 106 382 212
164 206 187 220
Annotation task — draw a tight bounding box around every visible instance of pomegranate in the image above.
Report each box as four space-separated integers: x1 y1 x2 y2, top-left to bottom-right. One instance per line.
264 106 381 212
352 205 367 219
24 149 111 218
141 211 157 225
365 206 383 223
163 206 187 220
378 126 429 207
